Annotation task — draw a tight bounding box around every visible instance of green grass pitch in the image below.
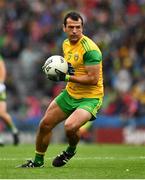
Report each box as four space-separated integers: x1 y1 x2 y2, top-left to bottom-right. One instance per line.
0 143 145 179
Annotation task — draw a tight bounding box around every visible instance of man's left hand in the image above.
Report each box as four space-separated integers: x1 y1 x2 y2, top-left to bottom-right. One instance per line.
47 69 66 81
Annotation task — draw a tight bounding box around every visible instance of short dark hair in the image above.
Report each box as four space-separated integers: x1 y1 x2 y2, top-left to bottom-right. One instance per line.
63 11 84 27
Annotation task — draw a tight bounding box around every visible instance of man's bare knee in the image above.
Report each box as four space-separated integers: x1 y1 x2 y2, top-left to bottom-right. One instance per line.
65 121 78 134
39 118 53 133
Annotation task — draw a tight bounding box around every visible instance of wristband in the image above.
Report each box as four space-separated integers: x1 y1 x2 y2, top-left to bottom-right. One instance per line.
65 75 70 82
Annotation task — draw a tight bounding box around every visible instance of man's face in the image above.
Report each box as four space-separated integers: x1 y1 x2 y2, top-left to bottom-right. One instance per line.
63 18 83 44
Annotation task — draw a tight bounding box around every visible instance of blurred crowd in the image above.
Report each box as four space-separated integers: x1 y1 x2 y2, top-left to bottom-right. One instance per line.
0 0 145 125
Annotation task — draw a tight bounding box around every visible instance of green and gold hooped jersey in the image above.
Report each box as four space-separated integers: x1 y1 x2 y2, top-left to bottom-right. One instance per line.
63 35 104 99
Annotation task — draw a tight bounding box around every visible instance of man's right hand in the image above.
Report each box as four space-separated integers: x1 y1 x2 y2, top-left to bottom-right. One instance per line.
68 63 75 75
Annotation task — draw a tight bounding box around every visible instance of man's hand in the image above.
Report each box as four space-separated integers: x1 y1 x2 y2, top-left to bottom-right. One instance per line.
68 63 75 75
43 62 74 82
47 69 66 81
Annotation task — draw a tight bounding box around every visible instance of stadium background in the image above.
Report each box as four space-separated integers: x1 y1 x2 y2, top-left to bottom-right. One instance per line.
0 0 145 144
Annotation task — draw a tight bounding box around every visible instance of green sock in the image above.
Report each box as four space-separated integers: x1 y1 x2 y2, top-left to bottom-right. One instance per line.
66 146 76 154
34 153 44 165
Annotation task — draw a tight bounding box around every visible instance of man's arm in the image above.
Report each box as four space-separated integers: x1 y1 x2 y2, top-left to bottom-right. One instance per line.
69 64 101 85
44 50 102 83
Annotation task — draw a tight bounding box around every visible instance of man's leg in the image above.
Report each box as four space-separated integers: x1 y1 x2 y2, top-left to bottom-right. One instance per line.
79 121 93 142
0 112 19 145
0 134 4 146
52 108 92 167
0 101 19 145
20 100 67 168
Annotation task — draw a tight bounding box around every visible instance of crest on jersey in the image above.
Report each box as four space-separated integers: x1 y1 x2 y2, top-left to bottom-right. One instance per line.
74 53 79 61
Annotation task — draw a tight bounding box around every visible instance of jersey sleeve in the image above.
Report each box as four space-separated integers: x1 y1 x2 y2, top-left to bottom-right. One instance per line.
83 50 102 65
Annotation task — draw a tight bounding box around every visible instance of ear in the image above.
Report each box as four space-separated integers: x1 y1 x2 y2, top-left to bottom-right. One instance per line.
63 24 66 32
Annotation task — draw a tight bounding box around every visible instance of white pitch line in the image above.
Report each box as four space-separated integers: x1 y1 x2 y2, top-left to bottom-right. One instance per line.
0 156 145 161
